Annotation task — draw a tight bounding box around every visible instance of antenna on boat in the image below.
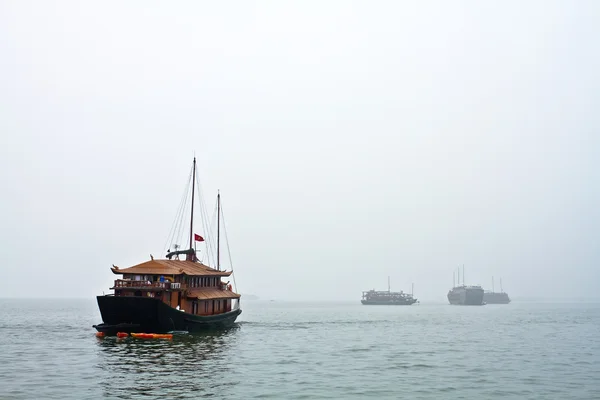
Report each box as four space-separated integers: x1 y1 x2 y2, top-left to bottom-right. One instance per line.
217 190 221 271
188 157 196 261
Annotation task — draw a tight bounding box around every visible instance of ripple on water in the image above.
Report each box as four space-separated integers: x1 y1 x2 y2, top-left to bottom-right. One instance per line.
1 300 600 399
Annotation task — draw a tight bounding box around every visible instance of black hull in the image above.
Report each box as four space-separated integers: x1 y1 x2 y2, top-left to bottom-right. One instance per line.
93 295 241 335
361 300 417 305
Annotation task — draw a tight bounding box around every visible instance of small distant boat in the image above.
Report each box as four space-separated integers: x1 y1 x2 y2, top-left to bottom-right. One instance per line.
483 277 511 304
361 277 417 305
93 158 242 336
447 266 484 306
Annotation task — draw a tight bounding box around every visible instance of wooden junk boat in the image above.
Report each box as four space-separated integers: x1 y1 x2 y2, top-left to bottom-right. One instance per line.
93 158 242 335
483 277 511 304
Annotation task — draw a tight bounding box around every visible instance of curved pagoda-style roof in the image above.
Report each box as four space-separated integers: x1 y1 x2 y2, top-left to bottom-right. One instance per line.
186 289 241 300
111 259 232 277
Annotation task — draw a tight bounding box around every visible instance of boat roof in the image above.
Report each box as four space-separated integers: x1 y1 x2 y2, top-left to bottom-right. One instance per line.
363 290 407 294
450 285 482 290
111 259 232 277
186 288 241 300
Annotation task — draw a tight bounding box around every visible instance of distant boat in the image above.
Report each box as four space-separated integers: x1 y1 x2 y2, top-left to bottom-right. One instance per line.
483 277 511 304
93 158 242 336
361 277 417 305
447 266 484 306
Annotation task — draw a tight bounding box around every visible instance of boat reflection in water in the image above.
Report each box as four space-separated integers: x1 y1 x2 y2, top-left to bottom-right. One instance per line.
95 326 241 398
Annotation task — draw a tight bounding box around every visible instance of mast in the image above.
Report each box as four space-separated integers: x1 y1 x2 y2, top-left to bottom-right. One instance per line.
457 267 460 287
189 157 196 256
387 276 390 292
217 190 221 271
500 278 503 293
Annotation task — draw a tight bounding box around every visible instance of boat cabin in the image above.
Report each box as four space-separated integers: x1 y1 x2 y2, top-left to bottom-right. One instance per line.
110 258 240 316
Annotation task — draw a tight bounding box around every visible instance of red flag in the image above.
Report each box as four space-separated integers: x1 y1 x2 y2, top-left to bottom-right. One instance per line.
194 234 204 242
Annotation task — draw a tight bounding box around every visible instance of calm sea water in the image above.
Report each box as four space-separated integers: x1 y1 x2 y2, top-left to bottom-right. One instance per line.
0 299 599 399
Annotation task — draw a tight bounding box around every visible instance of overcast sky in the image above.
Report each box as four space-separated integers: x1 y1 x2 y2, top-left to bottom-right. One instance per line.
1 1 598 302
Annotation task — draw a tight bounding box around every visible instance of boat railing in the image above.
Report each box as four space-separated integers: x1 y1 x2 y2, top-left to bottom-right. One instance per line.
113 279 187 290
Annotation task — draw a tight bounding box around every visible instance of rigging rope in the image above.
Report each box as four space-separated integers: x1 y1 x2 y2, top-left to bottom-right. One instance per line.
219 201 238 294
205 200 218 267
162 180 188 252
175 199 189 250
162 165 193 254
195 171 217 266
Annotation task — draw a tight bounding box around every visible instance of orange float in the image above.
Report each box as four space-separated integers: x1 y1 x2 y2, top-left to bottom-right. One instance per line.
116 332 129 338
131 333 173 340
152 334 173 339
95 332 105 338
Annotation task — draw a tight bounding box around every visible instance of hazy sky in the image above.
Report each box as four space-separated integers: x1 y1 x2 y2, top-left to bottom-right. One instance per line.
1 1 598 302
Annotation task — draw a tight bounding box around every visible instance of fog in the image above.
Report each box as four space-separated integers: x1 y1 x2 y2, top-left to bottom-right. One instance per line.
1 1 598 302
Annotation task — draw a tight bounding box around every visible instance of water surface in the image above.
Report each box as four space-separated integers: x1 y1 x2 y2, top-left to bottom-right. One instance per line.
0 299 598 399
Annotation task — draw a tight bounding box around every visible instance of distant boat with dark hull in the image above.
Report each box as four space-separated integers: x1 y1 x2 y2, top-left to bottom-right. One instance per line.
447 286 485 305
361 278 417 305
93 158 242 336
447 266 484 306
483 277 511 304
